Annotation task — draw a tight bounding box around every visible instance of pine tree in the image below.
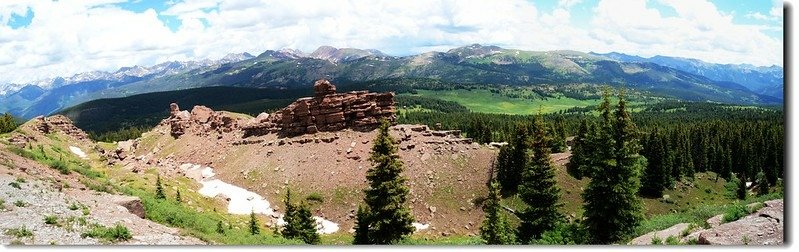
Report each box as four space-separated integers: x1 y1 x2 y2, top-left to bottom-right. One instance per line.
155 174 166 200
517 114 563 243
582 89 643 244
353 205 371 245
755 171 770 196
175 189 182 203
567 119 593 179
737 173 747 200
356 119 415 244
479 180 516 244
497 123 530 195
249 210 260 235
640 130 668 197
281 188 320 244
216 220 225 234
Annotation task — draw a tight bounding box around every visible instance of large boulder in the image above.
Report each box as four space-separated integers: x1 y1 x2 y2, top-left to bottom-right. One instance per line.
697 199 783 245
114 195 146 219
630 223 692 245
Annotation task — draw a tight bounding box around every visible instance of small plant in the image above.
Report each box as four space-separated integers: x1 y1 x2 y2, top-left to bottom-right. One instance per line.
681 223 699 237
50 159 70 175
742 235 750 245
722 204 749 223
665 236 680 245
216 220 225 234
155 174 166 200
0 198 5 210
44 215 59 225
81 205 90 216
13 200 27 207
305 192 324 204
9 240 24 245
68 202 80 211
684 238 699 245
15 177 26 183
650 234 663 245
81 223 132 243
5 226 33 238
8 181 21 189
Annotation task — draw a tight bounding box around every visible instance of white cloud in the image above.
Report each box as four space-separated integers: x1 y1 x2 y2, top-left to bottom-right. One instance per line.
0 0 784 87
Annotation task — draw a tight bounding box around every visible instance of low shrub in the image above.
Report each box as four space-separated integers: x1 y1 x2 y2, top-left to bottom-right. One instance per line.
81 223 132 242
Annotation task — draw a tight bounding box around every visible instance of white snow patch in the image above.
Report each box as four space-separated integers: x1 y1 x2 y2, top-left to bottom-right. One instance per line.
198 179 275 215
180 163 340 234
412 222 429 232
313 217 340 234
69 146 87 159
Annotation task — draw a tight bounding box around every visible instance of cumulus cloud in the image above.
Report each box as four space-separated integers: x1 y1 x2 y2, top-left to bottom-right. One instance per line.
0 0 784 86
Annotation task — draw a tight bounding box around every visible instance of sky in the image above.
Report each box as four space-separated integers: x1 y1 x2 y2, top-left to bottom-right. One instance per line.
0 0 785 86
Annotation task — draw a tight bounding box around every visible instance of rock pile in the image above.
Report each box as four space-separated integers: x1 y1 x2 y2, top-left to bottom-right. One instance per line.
33 115 89 141
166 103 241 137
243 79 396 137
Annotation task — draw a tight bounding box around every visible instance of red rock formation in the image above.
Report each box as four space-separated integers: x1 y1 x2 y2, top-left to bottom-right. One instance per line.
243 79 396 137
165 103 241 138
34 115 89 141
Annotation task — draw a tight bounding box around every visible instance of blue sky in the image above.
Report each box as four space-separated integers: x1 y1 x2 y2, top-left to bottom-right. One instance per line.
0 0 785 86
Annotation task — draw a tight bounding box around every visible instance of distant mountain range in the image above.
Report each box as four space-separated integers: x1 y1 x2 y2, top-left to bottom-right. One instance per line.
591 52 784 98
0 44 783 119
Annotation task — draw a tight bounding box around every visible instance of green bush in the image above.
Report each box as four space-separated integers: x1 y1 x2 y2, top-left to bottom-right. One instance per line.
665 236 680 245
81 223 132 242
44 215 59 225
68 203 80 211
722 204 749 223
5 226 33 238
650 235 663 245
13 200 27 207
8 182 21 189
305 192 324 204
49 159 71 175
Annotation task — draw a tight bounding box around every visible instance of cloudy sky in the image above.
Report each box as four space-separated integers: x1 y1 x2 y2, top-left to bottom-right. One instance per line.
0 0 784 86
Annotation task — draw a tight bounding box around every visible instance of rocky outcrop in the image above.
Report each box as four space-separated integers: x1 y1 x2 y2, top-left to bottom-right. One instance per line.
630 223 693 245
697 199 783 245
165 103 242 138
243 79 396 137
114 195 147 219
33 115 89 141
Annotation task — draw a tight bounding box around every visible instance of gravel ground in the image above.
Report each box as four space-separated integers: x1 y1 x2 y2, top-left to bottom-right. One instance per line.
0 173 203 245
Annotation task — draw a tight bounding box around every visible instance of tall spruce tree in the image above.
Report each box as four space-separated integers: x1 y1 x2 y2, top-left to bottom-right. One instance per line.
480 179 516 244
355 119 414 244
497 123 530 195
517 114 563 243
281 188 321 244
641 129 668 197
582 89 643 244
755 171 770 196
155 174 166 200
568 119 594 179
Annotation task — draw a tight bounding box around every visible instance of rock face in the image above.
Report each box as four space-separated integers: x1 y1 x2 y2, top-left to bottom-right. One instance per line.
243 79 396 137
114 195 147 219
33 115 89 141
697 199 783 245
165 103 241 138
630 223 692 245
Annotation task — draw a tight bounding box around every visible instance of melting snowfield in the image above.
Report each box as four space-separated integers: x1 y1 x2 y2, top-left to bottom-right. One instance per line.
69 146 87 159
179 164 339 234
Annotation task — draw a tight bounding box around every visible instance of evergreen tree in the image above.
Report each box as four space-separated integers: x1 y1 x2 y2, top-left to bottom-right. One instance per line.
155 174 166 200
216 220 225 234
282 188 320 244
582 89 643 244
356 119 415 244
755 171 770 196
567 119 593 179
640 130 668 197
517 114 563 243
479 180 516 244
0 113 18 134
175 189 182 203
497 123 530 194
737 173 748 200
249 210 260 235
353 205 371 245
